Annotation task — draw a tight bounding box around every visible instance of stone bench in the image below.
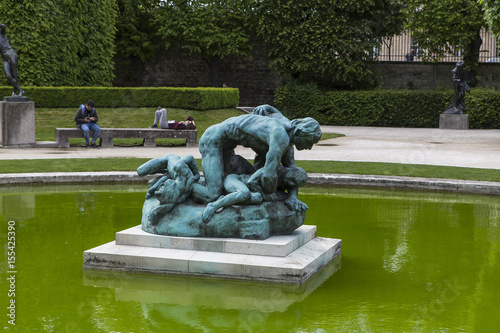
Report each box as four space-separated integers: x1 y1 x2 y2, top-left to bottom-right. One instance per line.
55 128 198 148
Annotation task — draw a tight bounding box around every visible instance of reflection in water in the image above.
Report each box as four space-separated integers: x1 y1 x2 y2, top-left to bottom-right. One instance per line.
299 186 500 332
382 204 414 273
0 193 35 221
75 193 98 215
84 257 340 332
0 185 499 332
466 204 500 333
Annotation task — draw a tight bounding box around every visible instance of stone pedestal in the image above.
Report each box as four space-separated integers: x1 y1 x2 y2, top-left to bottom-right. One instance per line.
0 99 35 147
83 225 342 284
439 114 469 129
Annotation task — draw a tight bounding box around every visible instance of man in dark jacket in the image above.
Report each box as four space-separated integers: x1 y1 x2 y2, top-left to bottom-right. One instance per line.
406 49 415 61
75 100 101 148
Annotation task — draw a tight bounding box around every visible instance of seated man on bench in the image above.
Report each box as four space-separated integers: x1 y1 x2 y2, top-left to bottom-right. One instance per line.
75 100 101 148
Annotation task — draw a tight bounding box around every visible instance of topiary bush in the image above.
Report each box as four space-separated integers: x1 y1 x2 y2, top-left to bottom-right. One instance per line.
0 86 239 110
274 81 500 129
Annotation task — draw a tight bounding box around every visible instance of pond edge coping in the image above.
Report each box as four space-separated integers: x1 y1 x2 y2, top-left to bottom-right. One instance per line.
1 172 499 195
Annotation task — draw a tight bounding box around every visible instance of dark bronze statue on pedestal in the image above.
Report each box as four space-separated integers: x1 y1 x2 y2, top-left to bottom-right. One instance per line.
444 61 470 114
0 23 25 97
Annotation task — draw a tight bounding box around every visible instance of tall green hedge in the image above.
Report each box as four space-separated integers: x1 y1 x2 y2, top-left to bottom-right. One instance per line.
0 0 116 87
274 81 500 129
0 86 239 110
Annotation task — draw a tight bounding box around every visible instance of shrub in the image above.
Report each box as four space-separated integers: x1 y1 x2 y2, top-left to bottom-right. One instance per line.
274 81 500 129
0 86 239 110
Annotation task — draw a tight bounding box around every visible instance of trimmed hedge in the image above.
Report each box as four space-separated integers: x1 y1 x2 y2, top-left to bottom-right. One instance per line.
274 81 500 129
0 86 239 110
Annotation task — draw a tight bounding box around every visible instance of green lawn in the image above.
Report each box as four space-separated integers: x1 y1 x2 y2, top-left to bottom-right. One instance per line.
1 158 499 183
1 108 496 182
318 132 344 140
36 107 244 146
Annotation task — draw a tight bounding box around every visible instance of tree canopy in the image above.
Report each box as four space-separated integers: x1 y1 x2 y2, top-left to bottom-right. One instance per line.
481 0 500 35
255 0 405 87
404 0 485 77
153 0 255 87
114 0 162 85
2 0 497 90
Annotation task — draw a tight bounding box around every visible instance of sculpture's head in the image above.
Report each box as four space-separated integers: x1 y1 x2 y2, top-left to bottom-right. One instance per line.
290 117 322 150
155 179 177 204
278 166 308 187
171 161 188 178
456 60 465 67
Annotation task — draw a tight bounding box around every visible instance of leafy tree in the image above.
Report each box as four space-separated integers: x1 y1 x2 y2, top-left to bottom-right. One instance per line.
77 0 118 86
404 0 485 83
115 0 162 85
154 0 255 87
481 0 500 35
255 0 405 87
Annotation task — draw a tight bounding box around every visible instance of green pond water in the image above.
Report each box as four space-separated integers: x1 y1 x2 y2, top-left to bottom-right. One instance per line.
1 184 500 332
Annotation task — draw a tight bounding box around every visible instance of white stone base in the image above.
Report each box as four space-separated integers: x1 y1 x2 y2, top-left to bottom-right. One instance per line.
83 225 342 284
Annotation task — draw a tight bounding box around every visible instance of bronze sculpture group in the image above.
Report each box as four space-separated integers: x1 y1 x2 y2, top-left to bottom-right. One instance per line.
138 105 321 240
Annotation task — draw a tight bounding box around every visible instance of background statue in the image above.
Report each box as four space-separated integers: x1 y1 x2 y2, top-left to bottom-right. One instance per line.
0 23 25 97
444 60 469 114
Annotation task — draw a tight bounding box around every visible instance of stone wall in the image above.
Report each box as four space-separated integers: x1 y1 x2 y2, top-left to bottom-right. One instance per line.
372 62 500 90
113 44 281 107
114 52 500 107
